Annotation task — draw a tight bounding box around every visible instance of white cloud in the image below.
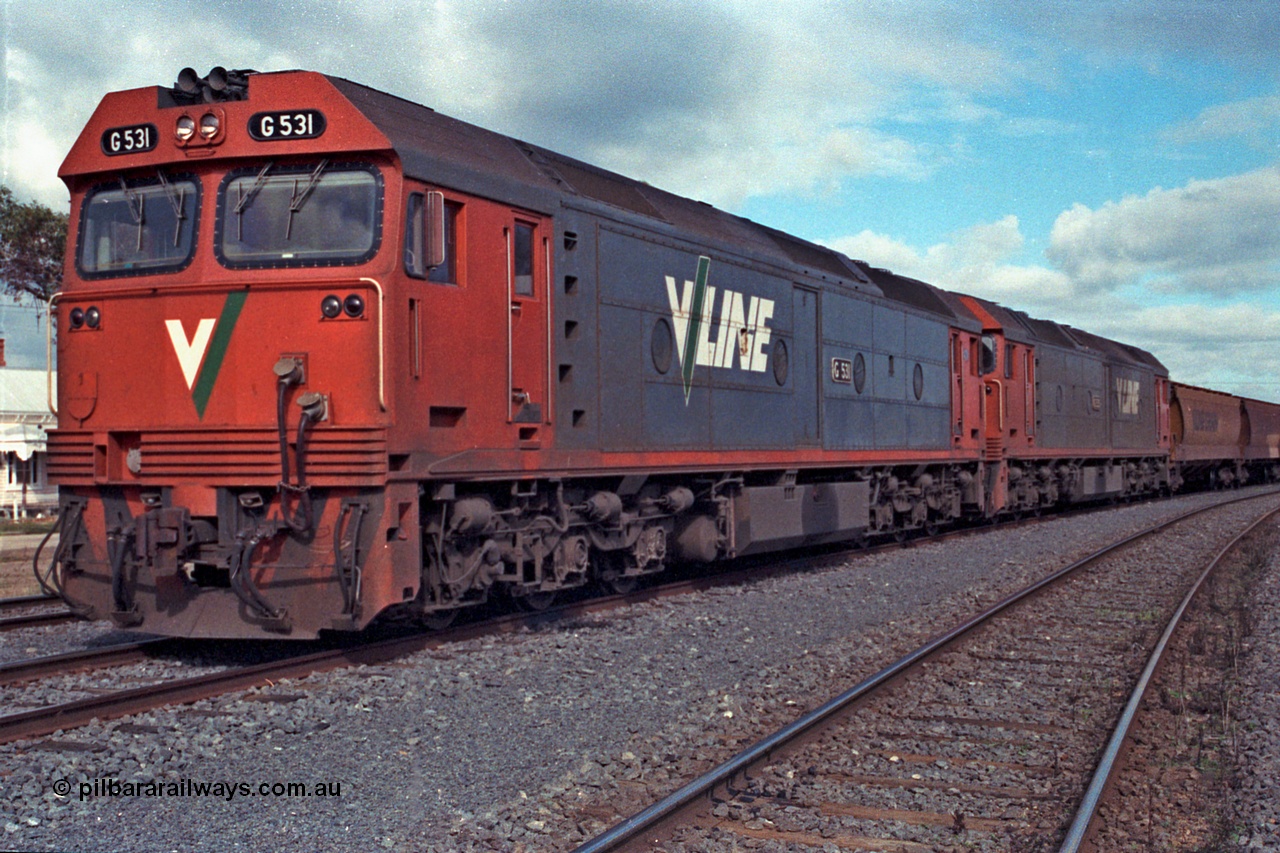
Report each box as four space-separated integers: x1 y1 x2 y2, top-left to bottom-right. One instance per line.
1046 166 1280 295
1161 95 1280 148
1 2 292 206
0 0 1035 208
827 215 1075 310
825 180 1280 402
1112 303 1280 401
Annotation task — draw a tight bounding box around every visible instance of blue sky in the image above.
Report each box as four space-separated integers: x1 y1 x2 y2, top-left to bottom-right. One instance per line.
2 0 1278 399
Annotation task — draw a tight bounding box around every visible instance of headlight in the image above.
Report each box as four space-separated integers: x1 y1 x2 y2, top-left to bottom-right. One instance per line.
69 307 85 329
199 113 220 139
85 306 101 329
321 295 342 319
175 115 195 142
343 294 365 318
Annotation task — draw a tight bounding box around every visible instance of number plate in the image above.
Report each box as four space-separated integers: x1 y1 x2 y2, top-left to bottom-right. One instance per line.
248 110 327 141
101 124 157 156
831 357 853 384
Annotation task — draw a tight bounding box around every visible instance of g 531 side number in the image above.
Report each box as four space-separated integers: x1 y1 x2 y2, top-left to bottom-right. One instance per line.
101 124 158 156
248 110 327 141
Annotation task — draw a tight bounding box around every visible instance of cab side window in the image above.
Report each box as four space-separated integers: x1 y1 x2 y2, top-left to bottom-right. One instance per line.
429 202 459 284
405 191 460 284
980 334 997 375
513 222 534 296
405 193 426 277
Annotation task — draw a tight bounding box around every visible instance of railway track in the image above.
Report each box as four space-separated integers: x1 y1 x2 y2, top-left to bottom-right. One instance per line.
0 591 73 633
0 593 60 614
3 489 1274 753
0 499 1163 747
570 489 1280 852
0 486 1243 641
0 638 176 687
0 606 75 633
0 557 873 746
0 529 69 629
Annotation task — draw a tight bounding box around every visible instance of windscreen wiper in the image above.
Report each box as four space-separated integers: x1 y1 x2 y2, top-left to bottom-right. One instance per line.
233 161 273 241
119 177 145 252
155 169 186 247
286 159 329 241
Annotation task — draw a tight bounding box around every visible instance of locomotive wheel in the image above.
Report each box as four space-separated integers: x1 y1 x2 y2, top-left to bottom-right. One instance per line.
421 609 458 631
516 591 557 612
596 553 640 595
602 575 639 596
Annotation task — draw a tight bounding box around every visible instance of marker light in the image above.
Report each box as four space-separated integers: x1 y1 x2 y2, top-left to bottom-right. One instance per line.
321 295 342 319
85 306 102 329
199 113 220 139
175 115 195 142
69 307 85 329
343 294 365 318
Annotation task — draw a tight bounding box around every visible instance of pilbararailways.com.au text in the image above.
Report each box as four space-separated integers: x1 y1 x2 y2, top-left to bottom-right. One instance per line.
54 777 343 802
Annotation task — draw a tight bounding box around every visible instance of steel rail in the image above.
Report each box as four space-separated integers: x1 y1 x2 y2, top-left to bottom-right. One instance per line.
571 488 1280 853
0 545 836 744
0 593 61 612
0 638 176 687
0 633 438 746
0 609 75 633
1057 500 1280 852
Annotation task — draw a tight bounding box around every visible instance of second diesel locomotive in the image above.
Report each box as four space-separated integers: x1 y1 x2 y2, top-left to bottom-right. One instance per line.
40 68 1280 638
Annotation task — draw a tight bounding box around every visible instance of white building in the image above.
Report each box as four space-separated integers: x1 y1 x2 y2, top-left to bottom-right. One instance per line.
1 297 57 518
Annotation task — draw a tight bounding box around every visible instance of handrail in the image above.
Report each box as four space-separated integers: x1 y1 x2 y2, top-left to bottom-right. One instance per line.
45 293 61 416
359 276 386 411
505 227 513 423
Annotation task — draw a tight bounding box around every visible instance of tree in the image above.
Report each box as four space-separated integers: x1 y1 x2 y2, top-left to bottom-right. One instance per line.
1 185 68 302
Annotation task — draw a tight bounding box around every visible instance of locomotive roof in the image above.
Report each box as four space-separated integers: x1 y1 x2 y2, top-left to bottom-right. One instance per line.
1061 325 1167 373
1005 311 1167 374
941 293 1038 346
326 75 981 323
849 263 966 319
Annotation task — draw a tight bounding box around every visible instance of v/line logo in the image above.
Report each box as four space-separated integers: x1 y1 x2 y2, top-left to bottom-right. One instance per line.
665 256 775 404
164 291 247 419
1115 377 1140 415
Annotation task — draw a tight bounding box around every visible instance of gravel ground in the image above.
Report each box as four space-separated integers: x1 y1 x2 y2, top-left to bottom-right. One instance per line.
1232 544 1280 848
1 532 59 599
0 488 1276 852
1084 520 1278 852
1 620 163 668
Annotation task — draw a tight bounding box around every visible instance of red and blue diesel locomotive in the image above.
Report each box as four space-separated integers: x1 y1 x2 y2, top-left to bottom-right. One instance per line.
39 68 1280 638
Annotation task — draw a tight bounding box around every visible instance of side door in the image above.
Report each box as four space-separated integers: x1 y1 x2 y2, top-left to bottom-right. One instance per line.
506 216 550 440
792 285 820 446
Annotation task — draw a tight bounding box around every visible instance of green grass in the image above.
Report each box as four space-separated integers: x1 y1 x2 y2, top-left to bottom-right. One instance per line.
0 518 57 536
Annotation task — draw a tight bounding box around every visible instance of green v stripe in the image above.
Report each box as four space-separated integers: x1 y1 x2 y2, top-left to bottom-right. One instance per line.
681 256 711 403
191 291 248 419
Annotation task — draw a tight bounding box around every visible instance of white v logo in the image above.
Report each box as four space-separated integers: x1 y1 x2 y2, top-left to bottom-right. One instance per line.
165 318 217 389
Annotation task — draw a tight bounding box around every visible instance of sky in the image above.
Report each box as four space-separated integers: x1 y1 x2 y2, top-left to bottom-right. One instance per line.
1 0 1278 400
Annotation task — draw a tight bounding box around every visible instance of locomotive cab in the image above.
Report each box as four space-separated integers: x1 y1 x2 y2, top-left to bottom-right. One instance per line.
43 69 418 637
